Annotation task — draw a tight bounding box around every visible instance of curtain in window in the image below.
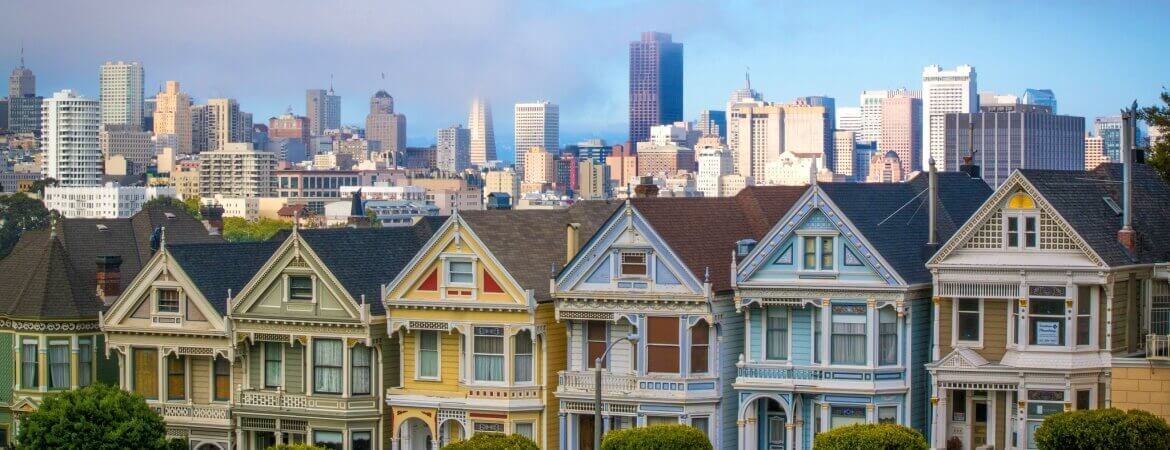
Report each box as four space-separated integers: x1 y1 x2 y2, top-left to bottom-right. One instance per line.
419 331 439 378
766 308 789 360
351 345 372 395
134 348 159 399
474 334 504 382
879 308 897 365
831 309 867 365
49 342 70 389
21 341 38 389
265 342 282 388
314 340 343 394
513 332 533 383
77 339 92 387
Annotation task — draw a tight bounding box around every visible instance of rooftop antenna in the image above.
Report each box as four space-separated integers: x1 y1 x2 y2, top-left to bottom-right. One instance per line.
329 73 335 93
745 67 751 90
19 41 25 67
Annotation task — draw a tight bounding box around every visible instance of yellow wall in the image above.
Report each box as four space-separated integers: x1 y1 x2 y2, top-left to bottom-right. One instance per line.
1111 367 1170 420
538 303 563 450
938 297 953 357
401 330 463 394
981 301 1008 362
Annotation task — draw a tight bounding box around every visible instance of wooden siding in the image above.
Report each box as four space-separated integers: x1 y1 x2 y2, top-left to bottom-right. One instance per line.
938 297 953 358
909 298 931 433
191 356 211 403
979 300 1008 363
1112 279 1130 353
538 303 563 450
286 342 304 394
715 297 742 450
401 330 462 393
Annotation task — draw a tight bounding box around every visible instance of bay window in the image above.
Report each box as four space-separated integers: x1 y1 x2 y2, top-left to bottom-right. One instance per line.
417 331 439 379
264 342 282 388
473 327 505 382
77 338 92 387
1029 299 1066 346
514 331 533 383
690 321 709 374
213 356 231 401
313 339 343 394
586 321 607 369
167 355 186 400
21 338 38 389
1077 286 1092 346
48 340 70 390
351 345 372 395
831 305 866 365
957 298 981 343
878 307 898 365
646 316 680 374
765 307 789 360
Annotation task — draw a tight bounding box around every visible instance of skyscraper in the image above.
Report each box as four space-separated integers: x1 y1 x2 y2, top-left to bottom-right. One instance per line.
832 130 856 177
1093 116 1137 162
99 61 145 128
1085 133 1109 170
922 64 977 170
365 90 407 164
697 110 727 139
859 90 891 145
8 53 42 134
880 94 922 175
794 95 836 134
836 106 862 137
944 104 1085 187
728 103 782 181
513 101 559 177
1021 88 1057 113
306 88 341 136
154 81 193 154
522 146 556 185
468 97 497 166
197 99 250 152
42 90 101 186
628 32 683 148
436 125 471 173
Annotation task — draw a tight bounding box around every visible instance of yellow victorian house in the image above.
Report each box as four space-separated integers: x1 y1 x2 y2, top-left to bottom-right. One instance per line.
382 204 616 450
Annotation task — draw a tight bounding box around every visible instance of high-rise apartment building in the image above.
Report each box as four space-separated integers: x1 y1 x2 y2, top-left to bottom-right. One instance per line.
483 169 520 203
365 90 406 164
728 103 783 181
306 88 341 136
577 160 611 200
1085 133 1109 170
944 104 1085 187
836 106 862 138
436 125 471 173
153 81 192 154
100 125 154 174
859 90 891 145
1021 88 1057 113
8 56 42 134
922 64 977 170
782 103 830 163
198 99 251 152
636 140 694 176
198 143 277 197
522 146 556 184
468 97 496 166
880 94 923 175
629 32 683 147
99 61 144 128
41 90 102 186
513 101 559 177
794 95 836 134
695 139 732 198
1093 116 1138 162
832 130 856 177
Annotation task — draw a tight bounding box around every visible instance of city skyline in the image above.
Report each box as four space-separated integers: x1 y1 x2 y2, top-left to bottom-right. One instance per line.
2 0 1167 162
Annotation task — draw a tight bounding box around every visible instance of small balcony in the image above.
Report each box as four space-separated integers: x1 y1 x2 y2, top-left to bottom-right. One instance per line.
556 370 719 401
735 362 906 389
234 388 379 415
151 403 231 428
1147 334 1170 360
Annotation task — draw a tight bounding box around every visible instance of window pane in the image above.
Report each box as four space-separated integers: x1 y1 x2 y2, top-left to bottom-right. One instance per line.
692 417 710 436
1007 217 1019 248
879 308 897 365
167 356 186 399
290 276 313 301
313 340 343 394
474 328 504 382
515 423 534 440
419 331 439 378
878 406 898 424
647 317 680 374
587 321 607 369
313 430 344 450
449 261 473 284
214 357 231 401
1076 390 1091 410
1024 217 1037 248
77 338 92 387
804 236 816 268
766 308 788 360
134 348 159 399
1030 318 1065 346
830 406 866 429
49 342 70 389
957 298 980 342
351 346 371 395
1030 299 1065 316
514 332 533 383
22 341 38 389
1077 316 1091 346
690 321 710 373
620 252 647 276
821 237 834 269
265 342 282 388
157 289 180 313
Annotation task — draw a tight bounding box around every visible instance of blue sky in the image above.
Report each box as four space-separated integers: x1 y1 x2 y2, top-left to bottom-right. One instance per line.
3 0 1167 162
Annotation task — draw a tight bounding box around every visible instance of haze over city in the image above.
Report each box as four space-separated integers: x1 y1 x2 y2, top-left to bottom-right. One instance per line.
3 0 1167 160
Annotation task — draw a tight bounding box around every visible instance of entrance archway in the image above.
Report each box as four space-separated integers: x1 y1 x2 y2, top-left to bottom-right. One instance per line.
398 417 433 450
438 419 465 448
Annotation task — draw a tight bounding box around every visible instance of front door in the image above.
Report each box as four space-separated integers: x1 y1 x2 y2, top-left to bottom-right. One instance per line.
767 413 787 450
579 415 595 450
973 400 988 448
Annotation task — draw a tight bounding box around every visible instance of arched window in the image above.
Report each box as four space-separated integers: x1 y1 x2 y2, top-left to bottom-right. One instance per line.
690 320 710 374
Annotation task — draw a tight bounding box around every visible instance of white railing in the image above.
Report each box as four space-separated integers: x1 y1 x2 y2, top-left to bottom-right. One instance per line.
235 388 378 412
1147 334 1170 360
556 370 718 398
151 403 231 425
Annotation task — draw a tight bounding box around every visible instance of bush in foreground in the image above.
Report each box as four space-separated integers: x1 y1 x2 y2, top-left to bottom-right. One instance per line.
440 432 539 450
601 424 712 450
1034 408 1170 450
812 423 928 450
266 445 327 450
17 383 175 450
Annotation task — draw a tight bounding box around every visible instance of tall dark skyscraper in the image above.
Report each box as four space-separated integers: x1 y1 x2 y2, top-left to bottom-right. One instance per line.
628 32 683 149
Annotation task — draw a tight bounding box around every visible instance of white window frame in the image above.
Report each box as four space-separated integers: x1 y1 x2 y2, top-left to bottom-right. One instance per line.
797 232 838 273
830 305 868 367
763 307 791 362
154 288 181 315
415 330 441 381
445 258 475 288
617 250 649 279
1003 212 1039 250
513 331 534 384
876 404 900 424
472 326 506 384
263 342 283 389
285 273 316 303
953 298 984 348
1074 286 1098 349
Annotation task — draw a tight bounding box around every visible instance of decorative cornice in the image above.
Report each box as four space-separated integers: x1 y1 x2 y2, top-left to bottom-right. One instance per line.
555 297 708 316
0 319 101 332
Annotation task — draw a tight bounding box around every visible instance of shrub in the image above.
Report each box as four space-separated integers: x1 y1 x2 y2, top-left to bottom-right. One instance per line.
1034 408 1170 450
601 424 712 450
266 445 327 450
813 423 928 450
440 433 539 450
16 383 172 449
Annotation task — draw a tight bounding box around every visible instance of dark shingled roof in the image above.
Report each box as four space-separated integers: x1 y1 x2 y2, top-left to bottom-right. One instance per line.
167 241 282 314
459 201 621 302
1019 163 1170 266
630 186 810 293
819 171 993 285
0 204 222 321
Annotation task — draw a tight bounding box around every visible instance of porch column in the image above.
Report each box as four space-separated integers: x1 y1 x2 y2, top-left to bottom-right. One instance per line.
744 417 758 450
785 422 796 450
866 299 876 367
737 419 746 450
793 420 804 450
274 430 283 445
234 428 244 450
820 299 831 367
933 389 948 449
558 413 567 450
390 437 400 450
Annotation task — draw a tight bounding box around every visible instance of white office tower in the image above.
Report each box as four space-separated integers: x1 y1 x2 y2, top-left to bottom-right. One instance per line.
836 106 862 137
42 90 102 186
833 130 856 177
513 101 559 177
468 98 497 166
922 64 977 170
306 88 341 136
859 90 891 145
695 139 732 197
99 61 144 128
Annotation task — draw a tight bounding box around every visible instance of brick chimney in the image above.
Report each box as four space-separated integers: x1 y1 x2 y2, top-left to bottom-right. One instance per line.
95 255 123 304
633 176 659 198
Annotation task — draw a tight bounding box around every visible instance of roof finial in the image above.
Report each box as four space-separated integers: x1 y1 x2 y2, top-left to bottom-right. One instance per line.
704 266 710 284
159 226 167 250
292 210 300 235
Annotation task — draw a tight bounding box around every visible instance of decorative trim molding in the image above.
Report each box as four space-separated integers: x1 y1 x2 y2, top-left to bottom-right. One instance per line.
0 319 101 332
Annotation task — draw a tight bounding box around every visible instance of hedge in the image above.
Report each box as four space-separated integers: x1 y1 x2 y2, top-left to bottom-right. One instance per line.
1034 408 1170 450
812 423 928 450
440 433 539 450
266 445 327 450
601 424 712 450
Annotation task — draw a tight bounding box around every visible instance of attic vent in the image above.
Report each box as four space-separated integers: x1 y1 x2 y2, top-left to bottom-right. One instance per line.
1103 197 1122 216
164 212 176 219
96 224 108 231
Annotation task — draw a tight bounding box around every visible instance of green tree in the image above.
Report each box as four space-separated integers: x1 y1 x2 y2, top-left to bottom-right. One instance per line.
142 196 201 219
441 433 539 450
1034 408 1170 450
222 217 293 242
0 192 52 259
26 177 58 196
812 423 928 450
365 208 382 227
601 424 712 450
16 383 173 450
1140 89 1170 184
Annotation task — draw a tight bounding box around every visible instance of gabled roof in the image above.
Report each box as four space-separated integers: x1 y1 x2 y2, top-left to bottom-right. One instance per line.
817 172 992 285
1018 163 1170 266
0 204 222 321
166 241 282 315
297 217 447 314
629 186 809 293
458 202 620 302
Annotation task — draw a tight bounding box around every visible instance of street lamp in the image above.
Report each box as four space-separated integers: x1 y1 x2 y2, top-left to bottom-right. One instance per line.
594 333 639 450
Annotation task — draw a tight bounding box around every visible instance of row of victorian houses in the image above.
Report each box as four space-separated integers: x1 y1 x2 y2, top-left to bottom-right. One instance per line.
0 160 1168 450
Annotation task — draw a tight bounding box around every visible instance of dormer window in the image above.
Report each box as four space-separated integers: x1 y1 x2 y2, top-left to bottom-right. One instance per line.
802 236 835 271
289 276 313 301
619 252 648 277
1005 192 1039 249
156 289 180 314
447 260 474 286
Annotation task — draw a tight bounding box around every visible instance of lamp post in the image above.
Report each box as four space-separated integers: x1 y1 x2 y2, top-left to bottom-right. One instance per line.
594 333 639 450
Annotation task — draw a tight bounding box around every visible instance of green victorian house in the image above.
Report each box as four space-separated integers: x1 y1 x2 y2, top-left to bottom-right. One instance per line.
0 204 221 447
